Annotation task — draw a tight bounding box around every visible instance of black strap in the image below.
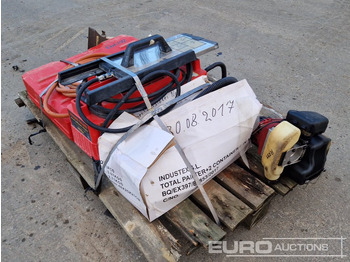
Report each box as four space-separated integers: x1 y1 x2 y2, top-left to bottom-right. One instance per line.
28 128 46 145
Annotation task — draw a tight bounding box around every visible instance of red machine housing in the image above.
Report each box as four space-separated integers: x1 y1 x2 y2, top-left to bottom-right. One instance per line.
22 35 138 140
251 118 282 155
23 36 207 160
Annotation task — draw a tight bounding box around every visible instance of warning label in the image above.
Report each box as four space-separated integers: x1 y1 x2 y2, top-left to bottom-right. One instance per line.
69 112 91 141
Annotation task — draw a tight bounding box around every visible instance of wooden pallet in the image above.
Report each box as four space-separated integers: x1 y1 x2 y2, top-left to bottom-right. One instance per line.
17 90 298 262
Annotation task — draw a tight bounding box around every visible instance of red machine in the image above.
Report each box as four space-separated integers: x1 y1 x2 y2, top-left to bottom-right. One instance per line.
251 110 331 184
22 33 218 160
22 35 138 141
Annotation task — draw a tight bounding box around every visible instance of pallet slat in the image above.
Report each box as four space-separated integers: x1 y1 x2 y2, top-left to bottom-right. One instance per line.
243 197 273 229
243 146 297 195
278 176 298 190
100 186 181 262
165 199 226 248
191 180 252 231
215 163 275 210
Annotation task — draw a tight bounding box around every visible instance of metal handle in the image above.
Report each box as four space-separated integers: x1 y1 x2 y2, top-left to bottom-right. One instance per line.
121 34 172 67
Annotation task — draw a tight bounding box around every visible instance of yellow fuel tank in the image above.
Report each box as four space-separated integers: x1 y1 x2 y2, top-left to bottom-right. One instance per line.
261 121 301 181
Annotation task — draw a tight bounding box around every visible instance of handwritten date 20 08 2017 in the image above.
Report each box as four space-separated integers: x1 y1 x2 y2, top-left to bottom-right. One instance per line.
167 99 235 134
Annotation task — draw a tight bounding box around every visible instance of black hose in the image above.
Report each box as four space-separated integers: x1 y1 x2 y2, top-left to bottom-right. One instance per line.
194 76 238 99
88 63 192 119
140 69 182 117
75 78 135 133
103 68 182 104
205 62 227 79
183 63 193 84
101 69 180 128
101 85 137 128
76 70 181 133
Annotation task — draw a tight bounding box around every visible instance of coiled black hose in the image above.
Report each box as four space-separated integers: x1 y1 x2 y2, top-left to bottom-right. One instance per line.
75 70 181 133
86 63 192 120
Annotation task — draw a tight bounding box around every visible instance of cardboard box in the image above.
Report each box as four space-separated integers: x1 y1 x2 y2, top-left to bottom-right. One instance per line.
98 77 262 221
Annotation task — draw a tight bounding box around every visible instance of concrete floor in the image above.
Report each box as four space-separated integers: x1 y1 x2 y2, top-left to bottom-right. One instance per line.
2 0 349 261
